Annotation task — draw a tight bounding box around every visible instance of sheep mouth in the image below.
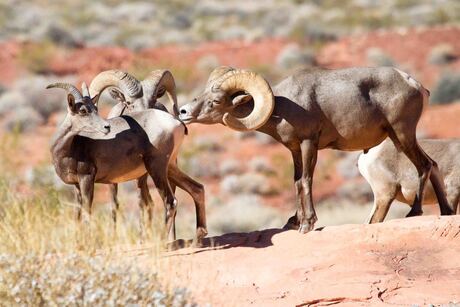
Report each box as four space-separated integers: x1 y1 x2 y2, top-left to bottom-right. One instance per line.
179 116 195 124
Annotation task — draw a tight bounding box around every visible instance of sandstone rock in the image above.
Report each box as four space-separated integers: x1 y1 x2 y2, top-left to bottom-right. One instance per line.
164 216 460 306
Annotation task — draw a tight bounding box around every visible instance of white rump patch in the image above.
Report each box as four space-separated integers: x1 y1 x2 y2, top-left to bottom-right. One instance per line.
393 68 421 90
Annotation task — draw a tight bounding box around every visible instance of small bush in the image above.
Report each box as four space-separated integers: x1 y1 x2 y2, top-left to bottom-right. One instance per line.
336 181 373 204
0 91 27 116
248 157 274 174
254 132 276 145
431 72 460 104
366 48 395 66
18 42 57 74
0 254 191 306
181 155 220 179
219 159 242 176
276 44 316 70
44 23 82 48
3 106 44 133
196 55 220 74
428 44 457 65
24 164 67 191
16 75 68 120
336 152 361 179
0 83 6 96
220 173 276 195
192 135 222 152
208 194 283 234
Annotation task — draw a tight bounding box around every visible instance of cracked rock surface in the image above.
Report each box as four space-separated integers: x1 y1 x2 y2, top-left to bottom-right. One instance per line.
161 215 460 306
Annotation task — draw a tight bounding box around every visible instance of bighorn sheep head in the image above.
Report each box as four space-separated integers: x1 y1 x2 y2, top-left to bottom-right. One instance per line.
47 82 111 134
179 66 274 131
88 69 178 116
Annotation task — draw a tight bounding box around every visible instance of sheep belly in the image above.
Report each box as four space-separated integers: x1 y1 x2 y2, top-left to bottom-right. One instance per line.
107 164 148 183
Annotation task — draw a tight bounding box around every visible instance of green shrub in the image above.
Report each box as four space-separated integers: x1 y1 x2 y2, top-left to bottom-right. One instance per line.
431 72 460 104
17 42 57 74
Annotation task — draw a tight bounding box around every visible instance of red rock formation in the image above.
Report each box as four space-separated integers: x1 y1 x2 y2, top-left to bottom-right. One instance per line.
164 216 460 306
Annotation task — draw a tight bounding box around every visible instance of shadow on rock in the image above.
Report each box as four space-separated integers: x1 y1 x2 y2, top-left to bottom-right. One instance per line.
166 228 286 254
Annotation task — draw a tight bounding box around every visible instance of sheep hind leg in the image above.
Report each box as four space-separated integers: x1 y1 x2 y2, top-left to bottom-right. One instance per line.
388 130 451 217
74 184 82 221
138 174 156 234
430 163 453 215
447 190 460 215
367 192 395 224
169 165 208 243
136 175 149 239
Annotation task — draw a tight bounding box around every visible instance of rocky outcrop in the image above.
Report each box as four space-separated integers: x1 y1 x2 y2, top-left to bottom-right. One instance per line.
165 216 460 306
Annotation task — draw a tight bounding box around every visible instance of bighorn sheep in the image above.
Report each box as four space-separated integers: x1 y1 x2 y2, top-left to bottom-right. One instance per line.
179 66 453 233
48 82 207 241
88 69 181 230
358 138 459 223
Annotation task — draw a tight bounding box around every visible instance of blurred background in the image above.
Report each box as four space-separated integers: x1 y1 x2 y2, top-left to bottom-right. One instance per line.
0 0 459 239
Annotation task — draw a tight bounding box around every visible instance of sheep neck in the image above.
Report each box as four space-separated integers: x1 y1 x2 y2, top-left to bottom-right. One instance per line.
50 116 77 162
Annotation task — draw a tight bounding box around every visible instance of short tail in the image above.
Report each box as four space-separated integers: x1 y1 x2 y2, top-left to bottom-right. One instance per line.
394 68 430 110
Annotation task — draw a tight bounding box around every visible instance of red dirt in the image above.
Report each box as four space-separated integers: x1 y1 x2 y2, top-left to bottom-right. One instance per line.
0 38 289 86
160 215 460 306
0 41 24 86
140 38 289 69
419 103 460 138
318 26 460 87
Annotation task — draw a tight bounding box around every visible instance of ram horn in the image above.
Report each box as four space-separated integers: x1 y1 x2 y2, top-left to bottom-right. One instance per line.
216 69 274 131
88 70 142 105
142 70 178 116
46 83 83 101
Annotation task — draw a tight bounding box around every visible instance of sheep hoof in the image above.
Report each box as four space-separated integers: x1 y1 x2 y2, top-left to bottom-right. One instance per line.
298 222 314 234
192 227 208 247
298 215 317 234
406 208 423 217
283 215 300 230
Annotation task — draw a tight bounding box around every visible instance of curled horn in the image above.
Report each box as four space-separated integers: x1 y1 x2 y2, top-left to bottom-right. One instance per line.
46 83 83 101
142 69 178 116
214 68 275 131
206 66 235 88
88 70 142 105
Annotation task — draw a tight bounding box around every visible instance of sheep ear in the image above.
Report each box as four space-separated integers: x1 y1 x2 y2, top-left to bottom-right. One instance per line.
156 86 166 99
109 88 127 105
231 94 253 106
67 94 76 112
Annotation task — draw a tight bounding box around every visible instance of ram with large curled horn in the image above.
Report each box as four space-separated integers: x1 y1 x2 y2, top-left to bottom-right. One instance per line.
48 78 207 243
89 69 178 118
88 69 186 229
180 66 453 233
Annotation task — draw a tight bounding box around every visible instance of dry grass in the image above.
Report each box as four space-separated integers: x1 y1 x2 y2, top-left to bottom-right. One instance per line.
0 133 194 306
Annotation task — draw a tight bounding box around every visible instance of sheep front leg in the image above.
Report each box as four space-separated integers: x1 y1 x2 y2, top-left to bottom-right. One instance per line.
169 165 208 243
144 156 177 241
109 184 120 226
298 139 318 233
284 140 318 233
78 174 95 224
